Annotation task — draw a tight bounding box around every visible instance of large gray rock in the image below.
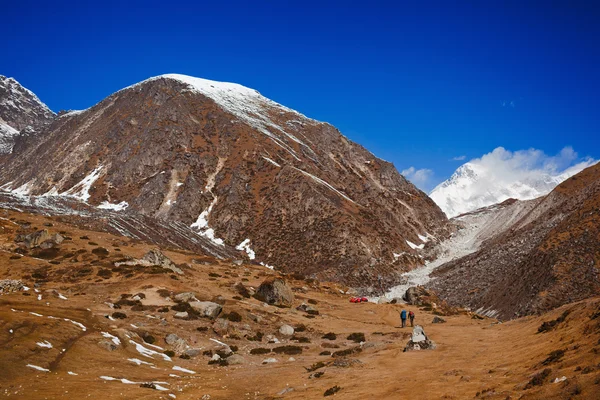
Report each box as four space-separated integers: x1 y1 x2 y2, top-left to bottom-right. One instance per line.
432 316 446 324
411 325 427 342
403 287 423 305
165 333 181 345
255 278 294 308
189 301 223 319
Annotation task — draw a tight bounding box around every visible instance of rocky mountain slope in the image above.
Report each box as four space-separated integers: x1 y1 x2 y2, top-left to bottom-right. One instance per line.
0 75 55 154
430 160 595 218
1 208 600 400
0 74 447 289
429 162 600 319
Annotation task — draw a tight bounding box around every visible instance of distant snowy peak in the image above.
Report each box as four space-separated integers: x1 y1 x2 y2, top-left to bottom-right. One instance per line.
0 75 55 132
430 160 596 218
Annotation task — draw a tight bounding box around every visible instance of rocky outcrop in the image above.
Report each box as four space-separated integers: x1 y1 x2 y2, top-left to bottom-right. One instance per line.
0 279 25 294
0 76 55 155
255 278 294 307
16 229 63 249
0 74 448 289
114 249 183 275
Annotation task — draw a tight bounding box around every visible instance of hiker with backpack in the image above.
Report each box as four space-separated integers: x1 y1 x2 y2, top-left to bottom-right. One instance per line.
409 310 415 327
400 309 407 328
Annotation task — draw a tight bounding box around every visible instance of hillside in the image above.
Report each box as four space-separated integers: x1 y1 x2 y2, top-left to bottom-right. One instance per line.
1 208 600 399
0 74 447 289
429 162 600 319
0 75 55 154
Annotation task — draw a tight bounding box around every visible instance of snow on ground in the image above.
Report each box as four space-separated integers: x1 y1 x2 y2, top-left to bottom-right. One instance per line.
98 201 129 211
262 156 281 167
172 366 196 374
236 239 256 260
384 201 534 300
191 197 225 246
36 340 53 348
27 364 50 372
130 340 172 361
62 166 104 202
101 332 121 346
406 240 424 250
290 166 356 204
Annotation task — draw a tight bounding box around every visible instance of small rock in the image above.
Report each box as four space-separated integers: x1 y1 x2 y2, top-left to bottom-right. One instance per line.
279 324 295 336
174 311 189 319
165 333 181 345
184 348 202 358
262 357 278 364
432 316 446 324
174 292 196 302
211 354 221 361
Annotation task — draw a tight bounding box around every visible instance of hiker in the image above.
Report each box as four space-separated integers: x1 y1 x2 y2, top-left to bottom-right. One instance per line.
400 309 407 328
409 310 415 327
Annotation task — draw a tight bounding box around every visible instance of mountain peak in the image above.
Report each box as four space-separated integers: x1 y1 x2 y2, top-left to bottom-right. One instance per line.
430 159 595 218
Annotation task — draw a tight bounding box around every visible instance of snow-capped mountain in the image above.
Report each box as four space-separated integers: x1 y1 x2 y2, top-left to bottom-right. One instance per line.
0 75 55 153
0 73 448 289
430 159 596 218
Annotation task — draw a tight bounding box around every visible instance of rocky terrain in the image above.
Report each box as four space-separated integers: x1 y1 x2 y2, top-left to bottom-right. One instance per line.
0 74 448 290
1 209 600 399
0 75 55 154
429 163 600 319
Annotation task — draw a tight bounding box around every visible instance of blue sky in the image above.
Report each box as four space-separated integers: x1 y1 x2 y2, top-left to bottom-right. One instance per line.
3 1 598 191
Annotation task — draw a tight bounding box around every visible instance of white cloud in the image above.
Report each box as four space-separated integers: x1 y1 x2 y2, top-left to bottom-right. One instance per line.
451 155 466 161
430 146 597 217
401 166 434 190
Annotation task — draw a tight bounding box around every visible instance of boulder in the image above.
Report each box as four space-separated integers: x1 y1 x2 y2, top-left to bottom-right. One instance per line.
165 333 181 345
403 287 423 305
143 249 183 275
404 325 436 352
262 357 278 364
432 316 446 324
189 301 223 319
184 348 202 358
255 278 294 307
174 292 196 302
278 324 294 336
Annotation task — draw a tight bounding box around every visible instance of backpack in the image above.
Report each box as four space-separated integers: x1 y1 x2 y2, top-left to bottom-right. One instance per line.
401 310 407 319
409 311 414 318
